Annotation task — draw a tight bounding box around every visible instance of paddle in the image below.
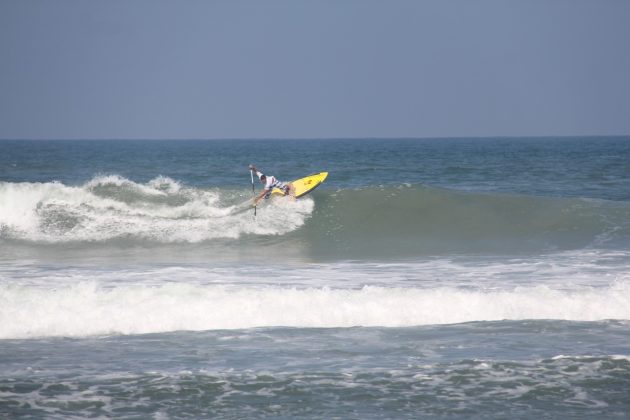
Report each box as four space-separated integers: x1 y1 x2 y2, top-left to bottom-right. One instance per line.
250 167 257 217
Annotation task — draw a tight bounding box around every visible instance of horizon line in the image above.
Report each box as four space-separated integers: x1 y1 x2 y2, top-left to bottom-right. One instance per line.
1 134 630 142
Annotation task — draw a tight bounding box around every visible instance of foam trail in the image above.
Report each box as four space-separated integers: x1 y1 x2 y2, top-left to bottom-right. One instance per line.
0 176 313 242
2 282 629 339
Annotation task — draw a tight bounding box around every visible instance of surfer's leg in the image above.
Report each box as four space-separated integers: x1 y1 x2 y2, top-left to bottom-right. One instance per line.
286 185 296 200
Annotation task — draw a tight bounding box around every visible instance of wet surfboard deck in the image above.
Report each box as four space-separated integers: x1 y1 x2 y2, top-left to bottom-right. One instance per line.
272 172 328 198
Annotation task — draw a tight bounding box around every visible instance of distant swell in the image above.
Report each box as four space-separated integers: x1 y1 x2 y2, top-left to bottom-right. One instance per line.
2 282 630 339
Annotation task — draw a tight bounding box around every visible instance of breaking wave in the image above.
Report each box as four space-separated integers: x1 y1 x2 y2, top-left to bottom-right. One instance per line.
0 175 313 243
1 177 630 257
2 280 629 339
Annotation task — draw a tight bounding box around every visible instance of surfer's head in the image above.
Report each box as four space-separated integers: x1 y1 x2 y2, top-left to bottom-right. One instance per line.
257 171 266 182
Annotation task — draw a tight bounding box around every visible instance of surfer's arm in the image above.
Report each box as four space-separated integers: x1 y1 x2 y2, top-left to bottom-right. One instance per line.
253 189 268 206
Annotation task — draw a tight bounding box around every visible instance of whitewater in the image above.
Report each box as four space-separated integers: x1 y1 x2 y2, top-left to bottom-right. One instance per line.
3 266 630 339
1 138 630 418
0 175 313 242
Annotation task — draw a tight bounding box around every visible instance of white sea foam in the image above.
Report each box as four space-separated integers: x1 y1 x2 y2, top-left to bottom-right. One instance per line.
2 280 629 339
0 176 313 242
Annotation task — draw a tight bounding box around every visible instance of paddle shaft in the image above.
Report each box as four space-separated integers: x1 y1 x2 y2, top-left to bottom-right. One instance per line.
250 169 257 217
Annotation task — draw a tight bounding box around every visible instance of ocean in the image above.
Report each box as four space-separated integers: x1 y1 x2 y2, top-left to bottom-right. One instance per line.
1 137 630 418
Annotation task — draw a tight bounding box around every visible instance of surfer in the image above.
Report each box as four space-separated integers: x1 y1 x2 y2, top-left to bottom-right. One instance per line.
249 164 294 205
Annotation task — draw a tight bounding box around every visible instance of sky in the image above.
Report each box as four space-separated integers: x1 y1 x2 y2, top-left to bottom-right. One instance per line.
1 0 629 140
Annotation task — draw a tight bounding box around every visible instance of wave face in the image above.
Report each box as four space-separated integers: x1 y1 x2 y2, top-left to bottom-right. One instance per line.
301 185 630 257
2 177 630 259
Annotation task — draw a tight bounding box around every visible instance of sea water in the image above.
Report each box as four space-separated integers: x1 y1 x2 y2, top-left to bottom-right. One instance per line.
1 137 630 418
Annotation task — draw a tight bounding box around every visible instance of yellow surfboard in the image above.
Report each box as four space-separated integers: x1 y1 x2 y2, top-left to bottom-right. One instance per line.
272 172 328 198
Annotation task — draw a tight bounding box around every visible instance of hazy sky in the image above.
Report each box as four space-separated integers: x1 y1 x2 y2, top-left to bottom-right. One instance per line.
1 0 629 139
